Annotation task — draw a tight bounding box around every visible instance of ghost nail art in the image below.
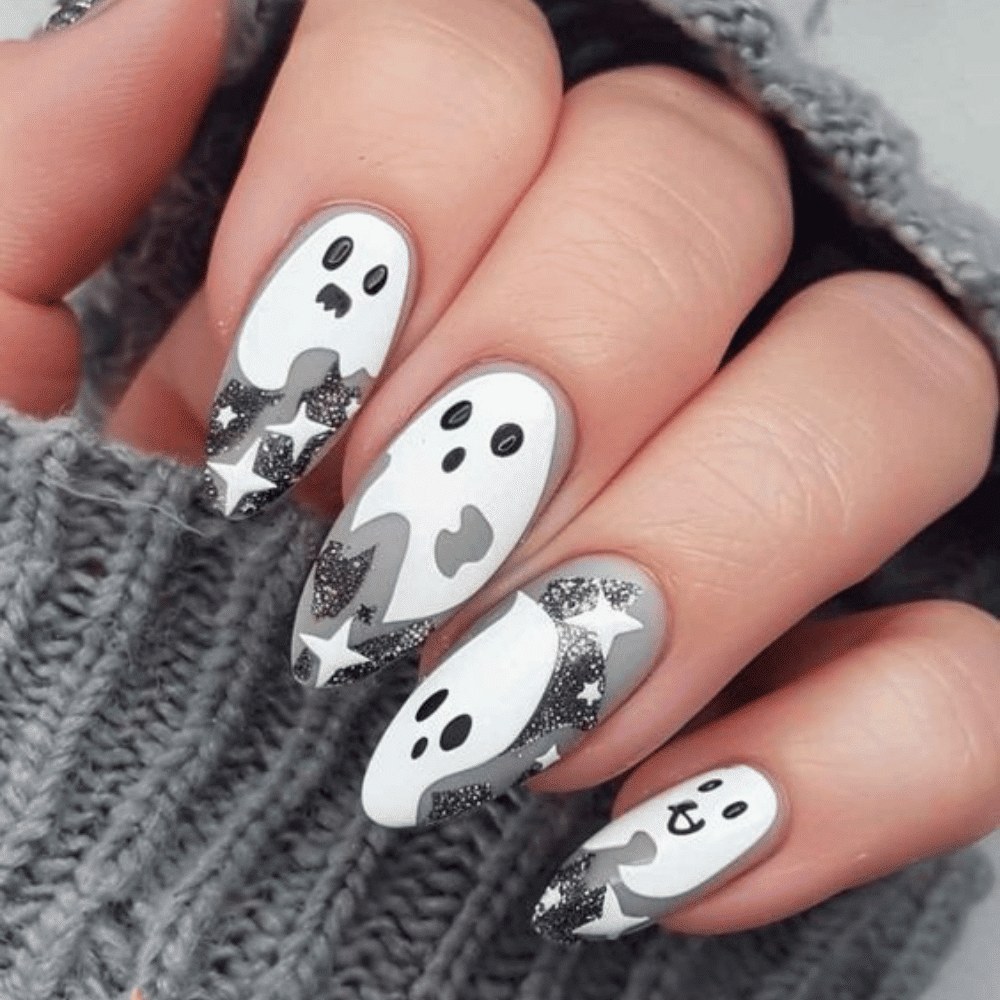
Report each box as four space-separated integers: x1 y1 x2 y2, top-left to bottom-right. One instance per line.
291 364 574 688
532 765 781 944
202 205 415 519
361 556 666 827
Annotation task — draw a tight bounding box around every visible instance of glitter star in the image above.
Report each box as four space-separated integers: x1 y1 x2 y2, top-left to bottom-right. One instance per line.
216 405 238 429
539 884 563 911
535 745 561 770
574 886 649 940
578 680 603 706
565 592 643 657
300 618 372 688
265 403 332 461
207 446 276 516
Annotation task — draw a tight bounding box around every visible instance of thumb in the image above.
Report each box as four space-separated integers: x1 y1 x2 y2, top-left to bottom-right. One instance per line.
0 0 227 415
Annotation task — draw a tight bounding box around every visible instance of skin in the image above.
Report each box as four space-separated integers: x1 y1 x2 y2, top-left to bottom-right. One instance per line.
3 0 999 962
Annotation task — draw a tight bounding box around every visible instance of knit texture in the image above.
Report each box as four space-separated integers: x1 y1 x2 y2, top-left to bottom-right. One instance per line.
0 1 995 998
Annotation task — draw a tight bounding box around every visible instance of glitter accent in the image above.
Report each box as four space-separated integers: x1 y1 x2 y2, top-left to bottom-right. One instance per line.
532 853 605 945
311 542 375 620
206 380 282 458
253 435 296 492
291 651 313 684
427 783 492 823
355 619 434 667
539 577 642 622
356 604 376 625
301 360 362 429
510 622 604 751
322 658 383 686
44 0 99 30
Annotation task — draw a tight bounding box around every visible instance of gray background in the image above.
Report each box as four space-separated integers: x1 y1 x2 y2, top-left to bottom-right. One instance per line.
2 1 999 997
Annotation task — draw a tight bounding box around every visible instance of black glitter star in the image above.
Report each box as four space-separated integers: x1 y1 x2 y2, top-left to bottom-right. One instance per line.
311 542 375 620
354 619 434 667
356 604 376 625
206 380 282 458
301 360 362 430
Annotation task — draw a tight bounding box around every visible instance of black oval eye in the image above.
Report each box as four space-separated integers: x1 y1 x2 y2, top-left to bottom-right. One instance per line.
441 400 472 430
323 236 354 270
442 447 466 473
364 265 389 295
411 737 428 759
698 779 723 793
440 714 472 751
416 689 448 721
490 423 524 457
722 801 748 820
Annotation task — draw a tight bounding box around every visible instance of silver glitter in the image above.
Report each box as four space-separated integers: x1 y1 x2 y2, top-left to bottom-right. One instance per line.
532 852 605 945
427 783 492 824
311 542 375 620
301 360 362 429
355 619 434 668
206 380 282 458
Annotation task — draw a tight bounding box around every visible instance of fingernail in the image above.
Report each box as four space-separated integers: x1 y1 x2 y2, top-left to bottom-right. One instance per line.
532 765 782 943
202 205 416 519
291 362 575 688
40 0 123 32
361 555 667 827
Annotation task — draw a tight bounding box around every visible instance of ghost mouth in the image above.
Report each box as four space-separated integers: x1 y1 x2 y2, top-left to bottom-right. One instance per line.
316 282 352 318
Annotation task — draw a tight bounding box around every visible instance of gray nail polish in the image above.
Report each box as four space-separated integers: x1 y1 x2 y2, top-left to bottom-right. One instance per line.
532 765 781 944
202 205 416 519
41 0 123 32
361 555 667 828
291 362 575 689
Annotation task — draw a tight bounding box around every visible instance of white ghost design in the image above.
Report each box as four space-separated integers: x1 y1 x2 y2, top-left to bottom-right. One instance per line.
584 765 779 901
362 593 560 827
237 208 412 391
350 369 560 624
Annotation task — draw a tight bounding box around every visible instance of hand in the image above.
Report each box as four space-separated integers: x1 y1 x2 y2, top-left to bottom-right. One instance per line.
5 0 999 944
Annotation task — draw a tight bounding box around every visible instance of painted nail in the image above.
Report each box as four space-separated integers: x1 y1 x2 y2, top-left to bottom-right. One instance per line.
531 765 781 943
40 0 123 32
291 362 575 688
361 556 667 827
202 205 416 519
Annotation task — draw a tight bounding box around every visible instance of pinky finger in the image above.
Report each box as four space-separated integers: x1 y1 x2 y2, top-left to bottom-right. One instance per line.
532 600 1000 941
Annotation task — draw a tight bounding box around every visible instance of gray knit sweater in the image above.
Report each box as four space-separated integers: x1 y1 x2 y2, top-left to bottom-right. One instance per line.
1 2 996 999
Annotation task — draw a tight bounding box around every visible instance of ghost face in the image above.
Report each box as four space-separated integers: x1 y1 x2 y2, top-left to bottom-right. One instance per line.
585 765 779 901
236 207 413 391
362 593 560 827
350 368 565 624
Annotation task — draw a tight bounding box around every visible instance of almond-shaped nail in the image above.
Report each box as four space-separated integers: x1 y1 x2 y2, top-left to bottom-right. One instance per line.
532 765 782 944
291 363 575 688
40 0 124 32
202 205 416 519
361 556 667 827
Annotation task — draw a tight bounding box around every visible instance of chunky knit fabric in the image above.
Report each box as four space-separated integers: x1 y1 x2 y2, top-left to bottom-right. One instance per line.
0 1 995 999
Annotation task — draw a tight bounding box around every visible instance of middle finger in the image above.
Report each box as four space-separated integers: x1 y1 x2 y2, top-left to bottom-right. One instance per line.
292 65 792 687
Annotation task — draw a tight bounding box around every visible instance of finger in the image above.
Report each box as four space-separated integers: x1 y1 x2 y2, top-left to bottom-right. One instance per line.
108 0 564 515
358 270 997 826
531 600 1000 940
0 0 226 416
291 65 792 687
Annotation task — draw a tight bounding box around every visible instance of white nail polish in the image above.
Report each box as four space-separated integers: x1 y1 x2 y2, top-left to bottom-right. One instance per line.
361 556 667 827
202 205 416 519
291 363 575 688
533 765 781 943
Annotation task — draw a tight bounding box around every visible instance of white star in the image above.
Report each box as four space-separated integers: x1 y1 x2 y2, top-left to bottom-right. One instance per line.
216 405 238 429
578 680 603 706
534 744 561 771
300 618 371 687
565 592 644 658
574 885 650 940
265 403 332 461
207 446 276 516
538 884 563 911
